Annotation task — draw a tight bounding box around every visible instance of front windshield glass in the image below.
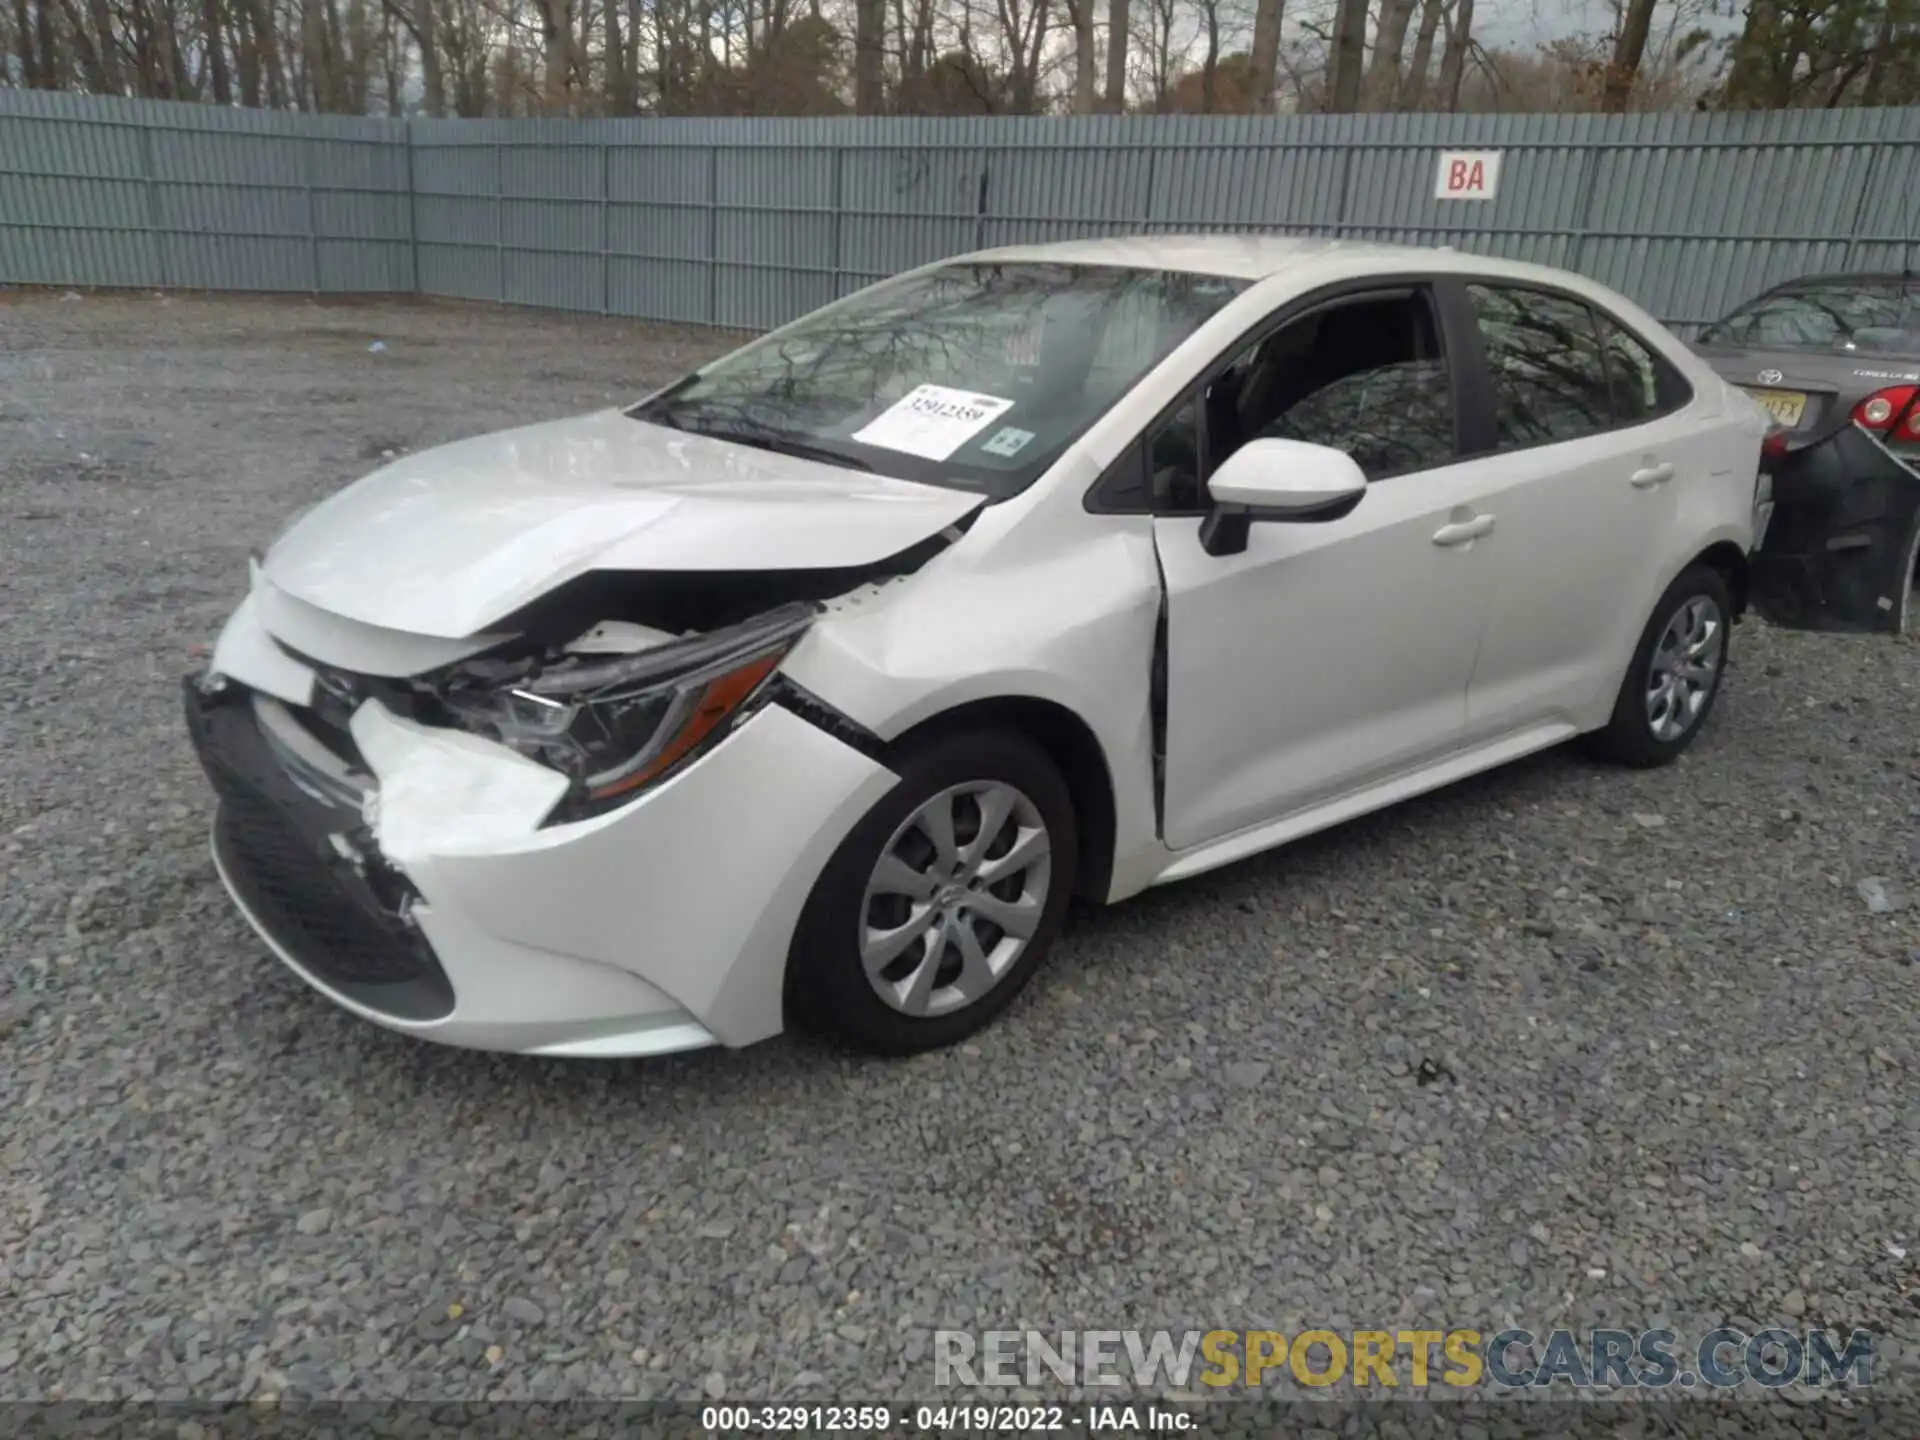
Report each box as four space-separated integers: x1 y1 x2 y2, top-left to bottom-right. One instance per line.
628 262 1248 497
1697 278 1920 354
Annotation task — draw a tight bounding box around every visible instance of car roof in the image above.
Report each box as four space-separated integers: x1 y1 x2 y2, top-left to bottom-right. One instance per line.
953 233 1671 338
964 233 1431 281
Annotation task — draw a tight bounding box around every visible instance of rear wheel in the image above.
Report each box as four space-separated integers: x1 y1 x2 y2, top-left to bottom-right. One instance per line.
786 729 1077 1055
1584 564 1732 768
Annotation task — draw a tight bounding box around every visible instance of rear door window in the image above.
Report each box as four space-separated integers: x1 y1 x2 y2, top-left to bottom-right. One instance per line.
1467 284 1613 450
1597 315 1692 424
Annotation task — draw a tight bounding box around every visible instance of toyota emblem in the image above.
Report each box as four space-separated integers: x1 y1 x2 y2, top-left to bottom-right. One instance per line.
1758 368 1784 384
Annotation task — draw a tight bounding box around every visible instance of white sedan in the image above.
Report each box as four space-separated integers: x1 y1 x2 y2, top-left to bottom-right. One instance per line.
186 235 1773 1058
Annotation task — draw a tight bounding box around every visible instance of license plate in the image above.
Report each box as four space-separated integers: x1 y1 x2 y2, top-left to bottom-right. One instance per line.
1743 387 1806 426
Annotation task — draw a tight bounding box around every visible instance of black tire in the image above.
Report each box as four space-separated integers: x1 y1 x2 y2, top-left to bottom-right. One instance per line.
786 728 1078 1056
1583 563 1733 768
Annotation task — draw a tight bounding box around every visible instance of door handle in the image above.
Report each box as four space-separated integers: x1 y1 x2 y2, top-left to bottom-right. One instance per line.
1631 462 1675 489
1432 514 1495 547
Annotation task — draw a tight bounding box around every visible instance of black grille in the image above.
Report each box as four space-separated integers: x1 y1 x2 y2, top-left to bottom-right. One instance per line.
185 679 454 1022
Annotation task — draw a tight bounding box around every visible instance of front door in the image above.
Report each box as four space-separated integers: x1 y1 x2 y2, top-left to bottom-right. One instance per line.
1152 283 1499 851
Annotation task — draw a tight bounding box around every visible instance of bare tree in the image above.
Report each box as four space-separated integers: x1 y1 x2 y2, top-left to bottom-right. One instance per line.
1323 0 1365 109
853 0 884 108
1601 0 1657 111
1400 0 1444 106
1247 0 1281 111
1063 0 1096 108
1436 0 1472 109
1103 0 1127 108
1368 0 1416 105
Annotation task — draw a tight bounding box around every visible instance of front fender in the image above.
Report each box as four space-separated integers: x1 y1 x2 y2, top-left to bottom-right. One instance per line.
782 523 1166 900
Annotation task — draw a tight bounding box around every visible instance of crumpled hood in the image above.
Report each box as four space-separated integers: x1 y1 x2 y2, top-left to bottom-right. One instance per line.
262 409 985 639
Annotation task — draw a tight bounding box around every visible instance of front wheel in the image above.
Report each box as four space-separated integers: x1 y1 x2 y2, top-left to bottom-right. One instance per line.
786 729 1077 1056
1583 564 1733 768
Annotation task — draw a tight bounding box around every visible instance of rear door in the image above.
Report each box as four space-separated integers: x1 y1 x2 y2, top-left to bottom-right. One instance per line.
1449 281 1731 737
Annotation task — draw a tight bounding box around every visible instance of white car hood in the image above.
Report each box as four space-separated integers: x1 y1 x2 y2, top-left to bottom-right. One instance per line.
261 409 986 640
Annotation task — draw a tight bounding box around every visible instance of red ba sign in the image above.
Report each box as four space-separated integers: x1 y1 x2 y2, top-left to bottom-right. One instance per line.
1434 150 1502 201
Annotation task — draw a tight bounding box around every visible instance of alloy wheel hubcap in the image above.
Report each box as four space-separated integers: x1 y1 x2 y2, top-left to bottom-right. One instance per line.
860 781 1051 1017
1646 594 1723 742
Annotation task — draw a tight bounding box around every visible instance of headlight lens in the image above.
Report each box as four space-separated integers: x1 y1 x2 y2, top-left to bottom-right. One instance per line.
439 601 813 820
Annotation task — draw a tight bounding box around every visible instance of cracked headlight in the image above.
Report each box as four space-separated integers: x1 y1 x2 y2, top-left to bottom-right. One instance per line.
441 602 814 821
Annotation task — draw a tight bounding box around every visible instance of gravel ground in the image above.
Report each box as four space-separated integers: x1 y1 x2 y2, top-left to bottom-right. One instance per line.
2 291 1917 1409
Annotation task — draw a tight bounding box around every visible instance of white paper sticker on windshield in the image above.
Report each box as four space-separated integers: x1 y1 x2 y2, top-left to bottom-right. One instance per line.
981 425 1036 459
853 384 1016 461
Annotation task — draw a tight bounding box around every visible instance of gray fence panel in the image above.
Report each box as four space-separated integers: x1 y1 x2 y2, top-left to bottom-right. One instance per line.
0 90 409 293
11 92 1920 336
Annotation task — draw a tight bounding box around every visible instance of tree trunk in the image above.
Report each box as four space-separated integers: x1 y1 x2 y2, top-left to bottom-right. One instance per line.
233 0 259 103
1006 0 1049 112
89 0 123 89
36 0 61 86
346 0 370 113
54 0 110 90
1862 7 1898 104
1367 0 1416 107
1722 0 1780 108
1200 0 1219 111
239 0 283 104
414 0 444 114
1401 0 1443 108
1104 0 1128 111
203 0 233 103
1068 0 1096 112
539 0 571 113
1600 0 1655 112
605 0 628 111
1324 0 1367 111
1246 0 1283 113
163 0 191 95
1436 0 1472 111
853 0 884 112
14 0 42 87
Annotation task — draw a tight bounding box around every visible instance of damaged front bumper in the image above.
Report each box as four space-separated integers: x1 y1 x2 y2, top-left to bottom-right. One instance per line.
183 613 897 1055
1751 421 1920 634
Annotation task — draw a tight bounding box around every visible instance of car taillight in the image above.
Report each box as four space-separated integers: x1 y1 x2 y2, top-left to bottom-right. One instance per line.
1853 384 1918 430
1761 427 1791 459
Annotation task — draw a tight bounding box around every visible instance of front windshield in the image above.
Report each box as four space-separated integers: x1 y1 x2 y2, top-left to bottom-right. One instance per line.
628 262 1248 497
1698 278 1920 355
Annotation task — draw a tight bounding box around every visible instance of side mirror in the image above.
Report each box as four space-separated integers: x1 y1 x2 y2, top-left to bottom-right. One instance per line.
1199 438 1367 556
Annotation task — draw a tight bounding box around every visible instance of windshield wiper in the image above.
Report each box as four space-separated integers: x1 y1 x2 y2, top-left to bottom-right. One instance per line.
628 373 700 428
693 425 875 473
628 390 874 473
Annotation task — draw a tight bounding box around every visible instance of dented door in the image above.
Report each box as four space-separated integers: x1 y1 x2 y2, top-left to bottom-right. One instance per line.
1750 421 1920 634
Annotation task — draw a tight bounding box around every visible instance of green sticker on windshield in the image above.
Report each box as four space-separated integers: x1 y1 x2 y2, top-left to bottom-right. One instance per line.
981 426 1036 459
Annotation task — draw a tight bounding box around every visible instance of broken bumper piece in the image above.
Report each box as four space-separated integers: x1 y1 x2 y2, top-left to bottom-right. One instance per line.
185 675 457 1025
1751 422 1920 635
183 665 897 1057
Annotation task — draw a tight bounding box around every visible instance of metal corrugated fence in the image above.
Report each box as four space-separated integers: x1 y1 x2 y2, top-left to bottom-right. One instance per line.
8 91 1920 335
0 91 413 292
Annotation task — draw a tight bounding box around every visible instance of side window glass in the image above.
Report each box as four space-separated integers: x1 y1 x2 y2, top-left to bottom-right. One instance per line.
1260 361 1454 480
1598 315 1692 423
1230 291 1452 480
1467 284 1611 449
1148 397 1202 511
